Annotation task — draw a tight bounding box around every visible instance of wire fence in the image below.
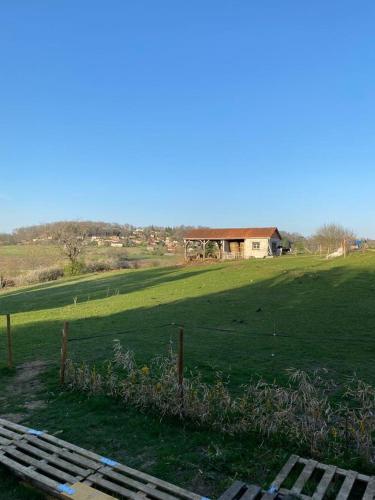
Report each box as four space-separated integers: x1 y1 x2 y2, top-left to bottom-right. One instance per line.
1 313 373 380
62 320 373 346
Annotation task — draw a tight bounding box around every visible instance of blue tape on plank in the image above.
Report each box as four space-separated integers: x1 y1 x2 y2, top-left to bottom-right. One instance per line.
57 484 76 495
201 497 211 500
100 456 118 467
27 428 44 437
268 484 278 494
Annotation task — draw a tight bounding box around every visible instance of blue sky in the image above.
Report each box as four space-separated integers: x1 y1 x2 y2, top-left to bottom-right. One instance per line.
1 1 374 236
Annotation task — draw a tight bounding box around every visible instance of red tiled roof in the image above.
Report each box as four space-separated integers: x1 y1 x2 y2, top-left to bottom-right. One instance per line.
184 227 281 240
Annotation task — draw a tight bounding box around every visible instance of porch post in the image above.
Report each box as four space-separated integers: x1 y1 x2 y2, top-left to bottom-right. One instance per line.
218 240 222 259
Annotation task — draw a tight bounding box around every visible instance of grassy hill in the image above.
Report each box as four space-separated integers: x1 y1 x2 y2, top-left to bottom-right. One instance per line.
0 253 374 498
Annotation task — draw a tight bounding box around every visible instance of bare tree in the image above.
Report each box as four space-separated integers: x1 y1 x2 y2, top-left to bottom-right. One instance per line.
312 223 355 255
54 222 87 273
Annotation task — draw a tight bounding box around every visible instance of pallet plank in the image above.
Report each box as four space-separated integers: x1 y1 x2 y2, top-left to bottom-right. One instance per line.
0 417 30 432
337 471 357 500
87 473 151 500
0 420 29 443
312 465 336 500
23 435 101 470
3 445 79 484
13 440 89 477
97 467 183 500
260 493 276 500
106 463 202 500
291 459 318 495
271 454 299 490
41 433 105 462
363 477 375 500
218 481 247 500
0 427 23 440
59 482 116 499
0 436 11 446
0 452 60 495
278 487 311 499
241 485 261 500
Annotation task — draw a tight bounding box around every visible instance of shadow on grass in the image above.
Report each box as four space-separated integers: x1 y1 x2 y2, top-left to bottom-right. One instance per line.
1 262 374 385
0 265 221 314
1 260 375 498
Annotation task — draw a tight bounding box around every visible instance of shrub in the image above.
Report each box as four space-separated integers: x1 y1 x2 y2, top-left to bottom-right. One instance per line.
76 255 167 276
109 256 132 269
0 276 16 288
84 257 134 273
85 261 112 273
14 266 64 286
64 260 86 276
37 267 64 282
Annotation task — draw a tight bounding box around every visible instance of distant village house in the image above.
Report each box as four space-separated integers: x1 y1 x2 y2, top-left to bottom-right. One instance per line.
184 227 282 260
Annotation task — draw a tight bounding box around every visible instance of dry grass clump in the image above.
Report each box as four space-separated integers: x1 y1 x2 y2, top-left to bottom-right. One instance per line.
65 341 375 464
14 266 64 286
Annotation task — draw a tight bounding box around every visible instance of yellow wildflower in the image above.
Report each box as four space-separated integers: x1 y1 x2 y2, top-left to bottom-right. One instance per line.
141 366 150 376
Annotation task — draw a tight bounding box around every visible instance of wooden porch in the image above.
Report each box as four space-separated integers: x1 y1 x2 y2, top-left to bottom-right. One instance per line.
183 239 245 261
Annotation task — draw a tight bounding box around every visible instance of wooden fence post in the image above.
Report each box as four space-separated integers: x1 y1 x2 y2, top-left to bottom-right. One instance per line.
6 314 13 369
177 326 184 410
60 321 69 385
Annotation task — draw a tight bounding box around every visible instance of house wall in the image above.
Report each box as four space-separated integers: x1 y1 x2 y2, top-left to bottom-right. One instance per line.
243 236 281 258
244 238 270 258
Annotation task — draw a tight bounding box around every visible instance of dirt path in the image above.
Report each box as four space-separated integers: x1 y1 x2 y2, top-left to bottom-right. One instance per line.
0 361 49 422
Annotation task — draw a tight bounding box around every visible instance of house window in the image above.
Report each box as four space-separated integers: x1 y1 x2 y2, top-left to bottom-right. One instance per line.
252 241 260 250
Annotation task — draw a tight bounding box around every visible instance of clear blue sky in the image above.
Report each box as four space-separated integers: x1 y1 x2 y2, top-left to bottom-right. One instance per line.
1 1 374 236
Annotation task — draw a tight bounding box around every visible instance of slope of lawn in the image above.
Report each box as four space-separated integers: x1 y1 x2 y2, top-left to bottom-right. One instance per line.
0 252 374 498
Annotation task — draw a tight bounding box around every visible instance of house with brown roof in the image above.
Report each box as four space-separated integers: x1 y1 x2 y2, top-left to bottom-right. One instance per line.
184 227 282 260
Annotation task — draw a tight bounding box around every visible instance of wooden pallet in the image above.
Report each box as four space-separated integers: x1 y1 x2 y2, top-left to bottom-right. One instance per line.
269 454 375 500
218 455 375 500
0 418 202 500
5 417 373 500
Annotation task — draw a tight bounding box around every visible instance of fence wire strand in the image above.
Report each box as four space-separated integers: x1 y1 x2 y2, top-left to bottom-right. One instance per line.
62 320 373 347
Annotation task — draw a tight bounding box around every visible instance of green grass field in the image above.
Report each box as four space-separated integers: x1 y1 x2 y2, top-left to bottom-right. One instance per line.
0 253 374 498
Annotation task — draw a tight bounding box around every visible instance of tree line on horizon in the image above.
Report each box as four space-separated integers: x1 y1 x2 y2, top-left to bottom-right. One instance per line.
0 220 365 255
0 221 202 245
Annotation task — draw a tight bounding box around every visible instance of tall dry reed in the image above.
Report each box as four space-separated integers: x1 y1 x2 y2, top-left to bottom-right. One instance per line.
65 341 375 464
